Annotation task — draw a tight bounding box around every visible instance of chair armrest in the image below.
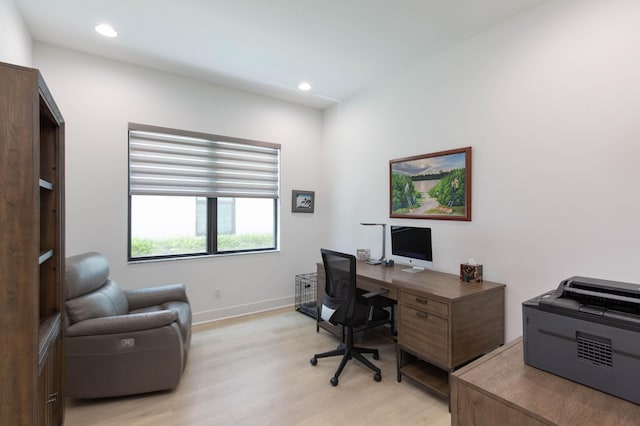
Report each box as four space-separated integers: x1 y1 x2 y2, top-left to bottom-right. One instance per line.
359 289 392 324
65 310 179 337
124 283 188 311
360 288 389 299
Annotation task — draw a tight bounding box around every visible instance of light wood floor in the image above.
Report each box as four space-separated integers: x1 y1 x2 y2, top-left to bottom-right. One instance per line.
64 308 451 425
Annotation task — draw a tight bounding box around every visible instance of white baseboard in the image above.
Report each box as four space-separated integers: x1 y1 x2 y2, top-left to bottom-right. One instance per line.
193 295 294 325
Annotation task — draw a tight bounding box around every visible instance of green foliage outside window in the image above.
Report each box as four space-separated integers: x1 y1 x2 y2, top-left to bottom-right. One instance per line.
218 233 274 251
131 233 274 257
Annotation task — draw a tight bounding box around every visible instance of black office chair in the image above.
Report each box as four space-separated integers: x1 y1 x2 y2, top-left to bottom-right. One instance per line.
310 249 390 386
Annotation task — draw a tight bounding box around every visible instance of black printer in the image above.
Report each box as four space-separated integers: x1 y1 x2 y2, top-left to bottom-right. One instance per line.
523 276 640 405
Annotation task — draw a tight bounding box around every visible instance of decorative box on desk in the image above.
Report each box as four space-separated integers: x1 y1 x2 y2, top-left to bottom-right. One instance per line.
460 263 483 282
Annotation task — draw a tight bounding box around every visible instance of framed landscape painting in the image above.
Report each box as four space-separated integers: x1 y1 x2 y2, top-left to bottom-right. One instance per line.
390 147 471 221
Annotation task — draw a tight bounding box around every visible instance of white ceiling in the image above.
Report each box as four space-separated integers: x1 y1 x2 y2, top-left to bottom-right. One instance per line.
17 0 543 109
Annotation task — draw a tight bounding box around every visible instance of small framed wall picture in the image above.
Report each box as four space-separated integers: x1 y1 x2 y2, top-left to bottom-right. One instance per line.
292 190 315 213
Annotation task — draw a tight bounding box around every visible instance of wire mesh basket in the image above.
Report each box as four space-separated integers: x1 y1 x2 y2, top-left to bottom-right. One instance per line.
295 272 317 319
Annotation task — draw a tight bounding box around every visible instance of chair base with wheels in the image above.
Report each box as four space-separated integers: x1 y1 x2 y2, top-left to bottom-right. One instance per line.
311 324 382 386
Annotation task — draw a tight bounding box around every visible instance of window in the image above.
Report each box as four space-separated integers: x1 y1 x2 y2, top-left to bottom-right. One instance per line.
128 123 280 260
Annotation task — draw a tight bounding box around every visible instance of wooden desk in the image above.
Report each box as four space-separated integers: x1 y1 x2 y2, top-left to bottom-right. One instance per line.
450 338 640 425
316 261 505 399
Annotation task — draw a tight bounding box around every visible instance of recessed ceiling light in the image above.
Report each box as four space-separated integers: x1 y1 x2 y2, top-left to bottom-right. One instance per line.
95 24 118 38
298 82 311 91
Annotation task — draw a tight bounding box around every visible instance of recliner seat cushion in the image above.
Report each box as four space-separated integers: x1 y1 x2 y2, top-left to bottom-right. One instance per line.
66 279 129 324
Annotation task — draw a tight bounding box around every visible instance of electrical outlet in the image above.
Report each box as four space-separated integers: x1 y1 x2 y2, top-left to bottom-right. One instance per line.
214 288 222 299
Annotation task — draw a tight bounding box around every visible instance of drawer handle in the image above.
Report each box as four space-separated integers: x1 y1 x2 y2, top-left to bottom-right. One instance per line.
415 311 428 319
415 297 428 304
47 392 58 404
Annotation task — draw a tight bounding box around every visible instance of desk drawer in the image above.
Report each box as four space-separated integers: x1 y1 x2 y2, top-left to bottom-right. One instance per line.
400 291 448 317
358 277 397 300
399 304 448 365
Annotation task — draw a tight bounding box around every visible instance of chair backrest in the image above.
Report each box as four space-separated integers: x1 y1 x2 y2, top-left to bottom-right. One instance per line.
64 252 129 326
65 252 110 300
320 249 357 324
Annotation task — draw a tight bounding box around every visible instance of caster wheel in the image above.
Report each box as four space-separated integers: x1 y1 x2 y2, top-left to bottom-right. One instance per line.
374 373 382 382
330 376 339 386
310 357 317 366
373 353 380 360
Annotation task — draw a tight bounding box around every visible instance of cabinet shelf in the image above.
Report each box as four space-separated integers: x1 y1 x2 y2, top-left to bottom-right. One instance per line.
398 347 450 399
38 313 61 368
39 249 54 265
39 178 53 190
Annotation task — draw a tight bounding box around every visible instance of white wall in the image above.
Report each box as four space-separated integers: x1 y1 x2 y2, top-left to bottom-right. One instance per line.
13 0 640 338
0 0 32 66
322 0 640 341
33 44 324 323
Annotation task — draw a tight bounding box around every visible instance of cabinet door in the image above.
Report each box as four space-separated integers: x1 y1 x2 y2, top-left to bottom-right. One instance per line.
399 303 448 366
38 332 62 426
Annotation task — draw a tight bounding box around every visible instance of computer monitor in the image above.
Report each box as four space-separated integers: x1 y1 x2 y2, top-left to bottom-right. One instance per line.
390 226 432 273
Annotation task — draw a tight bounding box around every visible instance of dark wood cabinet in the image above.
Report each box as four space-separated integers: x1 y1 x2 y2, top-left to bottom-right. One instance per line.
0 61 65 425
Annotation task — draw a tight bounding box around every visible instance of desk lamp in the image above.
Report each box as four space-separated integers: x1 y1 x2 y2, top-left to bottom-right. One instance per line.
360 223 386 265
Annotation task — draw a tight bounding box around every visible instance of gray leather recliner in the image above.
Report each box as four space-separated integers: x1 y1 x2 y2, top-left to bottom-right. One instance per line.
64 252 192 399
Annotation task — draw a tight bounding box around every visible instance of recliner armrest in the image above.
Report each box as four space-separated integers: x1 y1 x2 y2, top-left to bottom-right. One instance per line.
124 283 188 311
66 310 179 336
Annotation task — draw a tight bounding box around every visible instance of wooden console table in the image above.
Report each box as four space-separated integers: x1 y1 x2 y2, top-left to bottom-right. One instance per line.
316 261 505 399
450 337 640 425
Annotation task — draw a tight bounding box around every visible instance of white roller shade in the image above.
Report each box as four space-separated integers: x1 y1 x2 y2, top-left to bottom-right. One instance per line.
129 127 280 198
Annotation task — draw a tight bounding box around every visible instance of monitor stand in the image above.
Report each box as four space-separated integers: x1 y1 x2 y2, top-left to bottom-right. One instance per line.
402 266 425 273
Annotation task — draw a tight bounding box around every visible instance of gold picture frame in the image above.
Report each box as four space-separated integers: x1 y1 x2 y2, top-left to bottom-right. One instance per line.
390 147 471 221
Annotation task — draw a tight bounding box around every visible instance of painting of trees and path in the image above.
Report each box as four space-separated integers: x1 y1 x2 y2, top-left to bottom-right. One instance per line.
390 147 471 221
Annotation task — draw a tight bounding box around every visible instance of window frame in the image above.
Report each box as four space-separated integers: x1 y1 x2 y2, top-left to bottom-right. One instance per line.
127 123 280 262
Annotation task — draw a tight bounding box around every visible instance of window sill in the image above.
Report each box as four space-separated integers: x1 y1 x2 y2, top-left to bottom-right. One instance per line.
128 249 280 265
